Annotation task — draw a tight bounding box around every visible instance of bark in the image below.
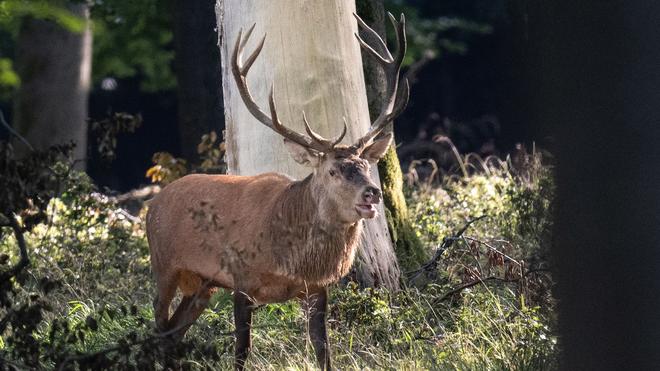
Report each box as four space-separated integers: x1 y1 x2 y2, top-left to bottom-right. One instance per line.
356 0 426 270
533 1 660 369
216 0 400 289
173 0 224 162
13 2 91 168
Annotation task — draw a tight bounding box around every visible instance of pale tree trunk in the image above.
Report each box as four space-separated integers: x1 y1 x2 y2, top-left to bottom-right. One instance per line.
356 0 426 270
173 0 224 162
13 3 92 168
216 0 400 289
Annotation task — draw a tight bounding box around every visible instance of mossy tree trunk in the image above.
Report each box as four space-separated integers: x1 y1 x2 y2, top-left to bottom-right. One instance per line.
356 0 427 270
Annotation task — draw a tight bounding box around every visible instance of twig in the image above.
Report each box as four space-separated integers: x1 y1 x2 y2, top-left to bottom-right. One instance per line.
436 275 521 302
0 109 33 151
407 215 487 282
464 236 521 267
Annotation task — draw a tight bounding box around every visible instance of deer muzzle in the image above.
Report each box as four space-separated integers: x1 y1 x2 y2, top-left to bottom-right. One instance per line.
355 186 381 219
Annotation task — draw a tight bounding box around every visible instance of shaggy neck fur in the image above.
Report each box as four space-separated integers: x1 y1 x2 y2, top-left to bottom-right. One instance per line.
266 174 362 285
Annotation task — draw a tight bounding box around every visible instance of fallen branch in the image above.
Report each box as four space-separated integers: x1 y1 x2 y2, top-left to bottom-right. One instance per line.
407 215 487 283
434 267 552 303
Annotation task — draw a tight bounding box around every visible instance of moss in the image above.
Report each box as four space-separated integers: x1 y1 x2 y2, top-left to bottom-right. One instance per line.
357 0 426 271
378 145 427 270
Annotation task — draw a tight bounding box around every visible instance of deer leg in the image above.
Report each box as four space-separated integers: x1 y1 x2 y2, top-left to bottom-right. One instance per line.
153 272 178 333
305 287 332 371
234 290 254 371
167 289 212 341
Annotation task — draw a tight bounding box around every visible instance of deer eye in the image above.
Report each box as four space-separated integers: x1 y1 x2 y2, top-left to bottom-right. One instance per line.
329 169 336 177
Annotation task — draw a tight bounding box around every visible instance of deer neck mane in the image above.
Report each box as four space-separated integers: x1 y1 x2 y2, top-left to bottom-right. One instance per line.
267 174 362 284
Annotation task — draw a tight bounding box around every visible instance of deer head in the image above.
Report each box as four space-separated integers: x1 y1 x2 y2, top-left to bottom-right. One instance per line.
231 13 409 224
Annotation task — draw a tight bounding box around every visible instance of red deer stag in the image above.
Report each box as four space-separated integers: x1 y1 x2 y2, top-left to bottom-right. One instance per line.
146 12 408 370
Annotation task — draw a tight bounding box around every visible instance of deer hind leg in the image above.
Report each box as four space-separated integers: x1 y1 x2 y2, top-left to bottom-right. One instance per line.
167 271 214 341
303 287 332 371
234 290 255 371
167 291 212 341
153 271 178 333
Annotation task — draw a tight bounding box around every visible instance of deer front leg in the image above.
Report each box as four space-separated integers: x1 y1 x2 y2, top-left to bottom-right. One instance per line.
234 290 254 371
305 287 332 370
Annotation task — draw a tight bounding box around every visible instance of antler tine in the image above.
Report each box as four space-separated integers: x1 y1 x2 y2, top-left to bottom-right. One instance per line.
391 77 410 119
301 112 348 150
354 33 390 64
268 88 314 146
241 35 266 76
302 112 331 148
239 23 256 52
353 12 409 148
231 28 329 152
353 13 392 62
231 29 270 126
388 12 407 65
268 88 323 150
333 118 348 146
352 78 409 148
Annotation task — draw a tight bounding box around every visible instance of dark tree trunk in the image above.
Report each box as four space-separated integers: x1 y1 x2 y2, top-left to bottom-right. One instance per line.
356 0 426 270
533 1 660 369
13 3 91 167
173 0 224 162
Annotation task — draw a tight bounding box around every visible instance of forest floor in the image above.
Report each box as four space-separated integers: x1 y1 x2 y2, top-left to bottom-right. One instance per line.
1 146 557 370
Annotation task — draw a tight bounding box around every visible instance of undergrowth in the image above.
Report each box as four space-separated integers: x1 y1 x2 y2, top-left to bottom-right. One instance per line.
0 142 556 370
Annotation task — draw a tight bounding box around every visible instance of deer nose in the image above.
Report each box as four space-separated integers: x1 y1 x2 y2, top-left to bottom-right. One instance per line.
362 186 381 204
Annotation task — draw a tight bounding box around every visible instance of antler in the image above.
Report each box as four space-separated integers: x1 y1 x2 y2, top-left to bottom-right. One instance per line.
231 25 346 153
352 12 410 149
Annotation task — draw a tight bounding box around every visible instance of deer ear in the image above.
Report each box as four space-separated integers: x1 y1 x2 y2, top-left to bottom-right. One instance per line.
361 132 393 163
283 139 321 167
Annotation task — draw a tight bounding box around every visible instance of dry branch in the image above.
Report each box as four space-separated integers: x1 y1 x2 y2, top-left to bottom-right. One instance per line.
407 215 487 283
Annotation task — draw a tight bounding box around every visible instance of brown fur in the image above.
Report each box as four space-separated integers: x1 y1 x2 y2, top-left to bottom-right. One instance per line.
147 169 364 305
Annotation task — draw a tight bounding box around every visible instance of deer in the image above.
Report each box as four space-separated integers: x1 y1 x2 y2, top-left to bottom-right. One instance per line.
146 12 408 370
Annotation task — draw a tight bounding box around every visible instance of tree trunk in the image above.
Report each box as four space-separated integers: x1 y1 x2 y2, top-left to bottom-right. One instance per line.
533 1 660 369
216 0 400 289
13 2 91 167
173 0 224 162
356 0 426 270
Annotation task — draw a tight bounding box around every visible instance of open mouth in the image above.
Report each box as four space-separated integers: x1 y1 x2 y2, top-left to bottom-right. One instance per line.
355 204 377 219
